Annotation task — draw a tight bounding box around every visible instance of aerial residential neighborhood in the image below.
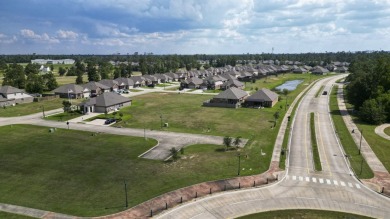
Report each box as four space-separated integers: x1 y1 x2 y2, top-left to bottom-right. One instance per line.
1 1 390 219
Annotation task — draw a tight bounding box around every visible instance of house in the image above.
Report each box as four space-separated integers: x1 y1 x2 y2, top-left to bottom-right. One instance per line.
79 92 132 114
31 59 75 64
181 77 204 89
293 67 308 74
98 79 119 91
130 76 146 87
311 66 329 75
220 79 245 90
53 84 90 99
115 77 134 89
245 88 278 107
203 87 248 108
83 81 110 97
335 66 349 73
0 85 34 107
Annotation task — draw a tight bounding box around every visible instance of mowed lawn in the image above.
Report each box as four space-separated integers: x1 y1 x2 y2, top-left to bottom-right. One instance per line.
0 125 243 216
237 209 373 219
0 98 62 117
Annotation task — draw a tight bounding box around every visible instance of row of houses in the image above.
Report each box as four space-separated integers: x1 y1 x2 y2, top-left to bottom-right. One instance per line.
203 87 279 108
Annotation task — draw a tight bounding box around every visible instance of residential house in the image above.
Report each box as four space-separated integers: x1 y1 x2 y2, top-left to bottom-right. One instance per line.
79 92 132 114
0 85 34 107
99 79 119 91
311 66 329 75
245 88 278 107
53 84 90 99
203 87 248 108
181 77 204 89
115 77 135 89
221 79 245 90
293 67 308 74
130 76 146 87
335 66 349 73
83 81 110 97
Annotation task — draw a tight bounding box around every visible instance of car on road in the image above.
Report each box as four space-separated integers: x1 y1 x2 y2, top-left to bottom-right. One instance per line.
104 118 116 125
322 91 328 95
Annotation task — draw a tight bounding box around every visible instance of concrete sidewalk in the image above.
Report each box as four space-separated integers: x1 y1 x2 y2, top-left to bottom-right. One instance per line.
375 124 390 141
336 84 390 193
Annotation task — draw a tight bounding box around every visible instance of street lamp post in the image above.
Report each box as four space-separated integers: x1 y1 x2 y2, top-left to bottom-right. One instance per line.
41 105 45 118
124 180 128 208
285 96 288 111
359 129 363 155
237 153 241 176
160 114 163 129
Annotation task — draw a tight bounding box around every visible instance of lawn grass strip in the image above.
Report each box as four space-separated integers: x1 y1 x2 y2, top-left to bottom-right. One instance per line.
310 112 322 171
329 85 374 179
315 85 324 98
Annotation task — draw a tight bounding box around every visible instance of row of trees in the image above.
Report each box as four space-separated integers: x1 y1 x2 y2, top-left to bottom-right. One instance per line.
345 54 390 124
2 63 58 93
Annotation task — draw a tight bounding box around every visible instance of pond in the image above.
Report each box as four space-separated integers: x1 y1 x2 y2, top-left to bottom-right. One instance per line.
275 79 303 91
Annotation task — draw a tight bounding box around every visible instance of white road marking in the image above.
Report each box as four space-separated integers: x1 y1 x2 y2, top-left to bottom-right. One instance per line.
348 182 353 188
299 176 303 181
341 181 346 186
306 177 310 182
334 180 339 186
356 184 361 189
326 179 331 185
293 176 297 180
312 177 317 183
319 178 324 184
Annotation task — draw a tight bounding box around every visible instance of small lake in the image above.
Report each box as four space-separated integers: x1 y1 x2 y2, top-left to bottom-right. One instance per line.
275 79 303 91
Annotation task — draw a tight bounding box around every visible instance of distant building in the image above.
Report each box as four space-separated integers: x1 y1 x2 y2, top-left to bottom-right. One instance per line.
31 59 75 65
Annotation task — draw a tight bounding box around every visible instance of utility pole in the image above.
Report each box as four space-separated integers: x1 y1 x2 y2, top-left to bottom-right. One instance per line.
124 180 128 208
160 114 163 129
237 153 241 176
41 105 45 118
359 129 363 155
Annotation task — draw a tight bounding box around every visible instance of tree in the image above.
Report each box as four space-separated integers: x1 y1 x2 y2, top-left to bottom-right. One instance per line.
62 100 72 113
43 73 58 91
273 111 280 127
25 74 44 93
66 66 76 76
223 136 232 151
75 73 83 84
233 136 242 149
170 147 179 161
359 99 386 124
87 63 99 82
2 63 26 88
58 67 67 76
24 63 40 76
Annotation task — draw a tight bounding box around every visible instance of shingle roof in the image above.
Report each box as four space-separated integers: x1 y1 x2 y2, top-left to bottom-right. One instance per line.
53 84 88 94
115 77 134 86
311 66 329 74
0 85 24 94
80 92 131 107
222 79 244 88
99 79 119 88
83 81 110 90
214 87 248 100
246 88 278 102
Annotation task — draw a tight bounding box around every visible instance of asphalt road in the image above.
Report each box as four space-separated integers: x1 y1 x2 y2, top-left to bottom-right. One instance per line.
156 75 390 219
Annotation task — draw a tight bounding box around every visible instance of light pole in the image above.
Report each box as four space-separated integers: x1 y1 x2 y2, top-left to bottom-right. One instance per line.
285 96 288 111
359 129 363 155
160 114 163 129
237 153 241 176
66 121 69 129
41 105 45 118
124 180 128 208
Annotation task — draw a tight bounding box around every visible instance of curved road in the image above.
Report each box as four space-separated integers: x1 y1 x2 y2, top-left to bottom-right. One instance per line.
156 75 390 218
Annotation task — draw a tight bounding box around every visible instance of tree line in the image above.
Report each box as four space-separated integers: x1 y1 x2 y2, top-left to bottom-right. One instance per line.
345 54 390 124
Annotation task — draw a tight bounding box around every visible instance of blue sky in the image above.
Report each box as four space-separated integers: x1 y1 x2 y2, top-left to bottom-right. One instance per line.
1 0 390 54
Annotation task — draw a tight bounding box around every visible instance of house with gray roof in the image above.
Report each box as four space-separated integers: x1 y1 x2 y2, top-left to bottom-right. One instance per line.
79 92 132 113
53 84 90 99
115 77 134 89
311 66 329 75
221 79 245 90
98 79 119 91
0 85 34 107
83 81 110 97
245 88 279 107
203 87 248 108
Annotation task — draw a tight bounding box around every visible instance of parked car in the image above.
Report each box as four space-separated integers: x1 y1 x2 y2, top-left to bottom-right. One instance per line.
122 90 129 94
104 118 116 125
322 91 328 95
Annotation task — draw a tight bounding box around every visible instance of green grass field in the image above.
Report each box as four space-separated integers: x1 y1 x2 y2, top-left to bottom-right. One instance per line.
0 212 35 219
44 111 83 121
0 125 250 216
237 209 373 219
329 86 374 179
55 75 89 86
384 127 390 137
315 85 324 98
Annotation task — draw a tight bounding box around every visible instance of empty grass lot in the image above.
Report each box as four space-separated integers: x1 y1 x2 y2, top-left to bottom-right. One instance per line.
384 127 390 137
0 125 247 216
237 209 373 219
0 98 62 117
329 86 374 178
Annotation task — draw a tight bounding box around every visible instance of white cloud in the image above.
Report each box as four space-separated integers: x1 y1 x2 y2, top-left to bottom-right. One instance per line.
56 30 79 39
20 29 59 43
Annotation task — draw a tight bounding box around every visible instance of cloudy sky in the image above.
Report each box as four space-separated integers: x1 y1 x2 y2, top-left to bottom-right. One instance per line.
1 0 389 54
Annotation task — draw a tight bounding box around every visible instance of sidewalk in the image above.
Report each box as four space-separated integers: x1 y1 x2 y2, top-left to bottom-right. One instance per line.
375 124 390 141
336 84 390 194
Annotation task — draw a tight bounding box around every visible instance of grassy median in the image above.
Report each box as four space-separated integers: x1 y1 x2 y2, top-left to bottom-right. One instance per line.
310 112 322 171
